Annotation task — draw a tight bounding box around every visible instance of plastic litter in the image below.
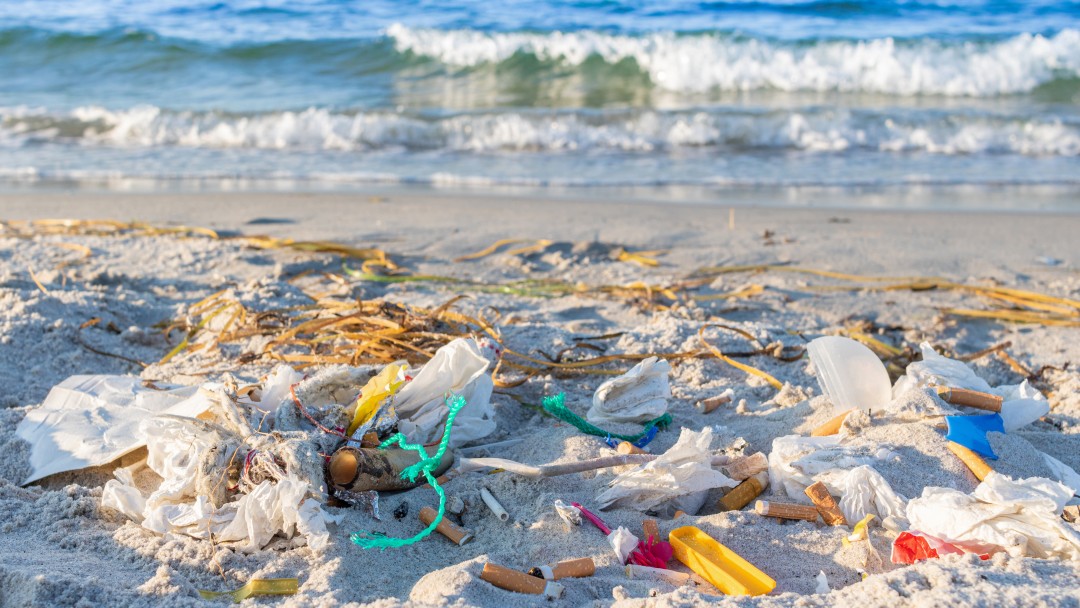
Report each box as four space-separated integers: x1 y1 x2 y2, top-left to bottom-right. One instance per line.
807 336 892 414
534 557 596 580
554 499 582 526
669 525 776 596
626 564 692 587
328 446 454 492
351 395 466 550
347 363 408 436
394 338 496 448
596 427 737 516
836 465 908 526
811 409 854 437
588 356 671 424
815 571 830 594
893 342 1048 431
755 500 819 522
944 413 1005 459
905 472 1080 560
891 530 994 564
946 441 993 481
17 375 210 484
804 481 847 526
543 393 672 444
419 506 473 545
480 487 510 521
198 578 299 603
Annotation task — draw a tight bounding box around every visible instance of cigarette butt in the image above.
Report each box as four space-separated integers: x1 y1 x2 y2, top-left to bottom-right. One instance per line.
946 441 993 481
811 409 854 437
696 394 732 414
539 557 595 580
934 386 1003 413
616 441 646 455
643 519 660 541
480 487 510 521
481 563 564 598
804 481 847 526
419 506 473 545
723 452 769 480
718 471 769 511
626 564 692 586
755 500 820 522
673 510 687 519
446 495 465 515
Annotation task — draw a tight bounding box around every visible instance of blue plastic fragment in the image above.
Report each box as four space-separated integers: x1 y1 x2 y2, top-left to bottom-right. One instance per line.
945 413 1005 460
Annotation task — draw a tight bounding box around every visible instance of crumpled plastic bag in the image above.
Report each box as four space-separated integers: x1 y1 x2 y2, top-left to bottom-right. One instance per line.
102 414 334 552
596 427 735 515
905 472 1080 560
395 337 496 448
892 343 1048 431
16 375 212 484
837 465 908 525
891 530 996 564
587 356 670 425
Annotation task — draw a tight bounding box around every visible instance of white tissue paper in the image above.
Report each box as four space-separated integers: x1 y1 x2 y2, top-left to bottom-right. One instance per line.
596 427 736 515
587 356 670 425
609 526 640 565
906 472 1080 560
1041 453 1080 503
892 343 1048 431
768 434 874 498
395 337 496 448
837 465 909 525
16 375 212 484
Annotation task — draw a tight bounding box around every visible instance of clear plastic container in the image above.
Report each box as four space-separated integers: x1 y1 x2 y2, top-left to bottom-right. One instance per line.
807 336 891 413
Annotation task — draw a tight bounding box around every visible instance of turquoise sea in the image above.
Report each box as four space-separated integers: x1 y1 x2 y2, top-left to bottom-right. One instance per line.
1 1 1078 206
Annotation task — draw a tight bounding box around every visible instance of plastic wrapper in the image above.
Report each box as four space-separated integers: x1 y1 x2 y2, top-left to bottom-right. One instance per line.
905 472 1080 560
394 338 496 448
587 356 670 425
596 427 736 515
16 375 212 484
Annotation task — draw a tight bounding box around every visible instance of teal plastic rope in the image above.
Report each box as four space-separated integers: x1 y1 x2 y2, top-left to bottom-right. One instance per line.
350 394 466 550
541 393 672 442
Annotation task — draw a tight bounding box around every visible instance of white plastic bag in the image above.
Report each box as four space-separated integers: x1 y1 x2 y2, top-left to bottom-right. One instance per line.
906 472 1080 560
16 375 212 484
767 434 874 498
588 356 670 425
596 427 735 514
394 337 496 447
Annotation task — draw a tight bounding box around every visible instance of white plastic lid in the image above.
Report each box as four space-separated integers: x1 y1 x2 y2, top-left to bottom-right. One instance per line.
807 336 891 413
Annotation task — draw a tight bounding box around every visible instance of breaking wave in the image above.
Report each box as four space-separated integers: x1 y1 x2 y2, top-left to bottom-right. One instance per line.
3 105 1079 156
388 25 1080 96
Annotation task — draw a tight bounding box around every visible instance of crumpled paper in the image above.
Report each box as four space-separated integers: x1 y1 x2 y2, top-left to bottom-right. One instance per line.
596 427 735 515
892 342 1048 431
837 465 908 525
609 526 640 564
395 337 496 448
587 356 670 425
905 472 1080 560
16 375 211 484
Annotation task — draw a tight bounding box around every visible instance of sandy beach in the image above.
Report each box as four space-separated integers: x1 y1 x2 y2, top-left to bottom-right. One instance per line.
1 190 1078 607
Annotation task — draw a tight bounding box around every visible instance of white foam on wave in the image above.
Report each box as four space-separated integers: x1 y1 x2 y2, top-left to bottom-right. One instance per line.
2 105 1079 156
387 24 1080 96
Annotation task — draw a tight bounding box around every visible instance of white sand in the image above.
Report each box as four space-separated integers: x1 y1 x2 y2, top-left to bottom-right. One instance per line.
1 191 1079 607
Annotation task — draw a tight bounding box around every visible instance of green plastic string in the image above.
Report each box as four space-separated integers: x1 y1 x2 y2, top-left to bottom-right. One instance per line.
350 394 466 550
541 393 672 442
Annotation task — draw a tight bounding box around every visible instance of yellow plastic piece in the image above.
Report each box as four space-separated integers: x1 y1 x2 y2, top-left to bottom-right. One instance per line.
842 514 875 547
669 526 776 596
347 363 407 435
198 578 298 603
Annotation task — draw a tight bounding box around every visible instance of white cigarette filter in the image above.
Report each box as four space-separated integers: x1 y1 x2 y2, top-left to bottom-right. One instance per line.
625 565 692 586
481 563 564 598
480 487 510 521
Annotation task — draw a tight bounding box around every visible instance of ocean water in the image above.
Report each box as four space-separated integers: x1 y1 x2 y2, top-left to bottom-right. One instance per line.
1 1 1078 205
